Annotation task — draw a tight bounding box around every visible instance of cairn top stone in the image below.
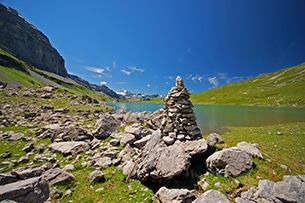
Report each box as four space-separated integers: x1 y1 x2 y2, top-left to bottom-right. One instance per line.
176 76 184 87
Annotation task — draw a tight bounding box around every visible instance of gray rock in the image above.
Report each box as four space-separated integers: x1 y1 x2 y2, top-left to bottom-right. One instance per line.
88 170 105 183
136 130 190 182
147 109 164 130
22 143 34 152
206 148 253 177
92 113 120 139
48 141 90 155
163 136 175 145
192 190 229 203
11 162 53 180
0 4 67 76
238 175 305 203
120 133 137 146
0 176 49 203
42 167 75 186
206 133 224 146
122 161 136 178
273 175 305 203
235 141 263 159
0 174 18 186
124 123 149 139
133 134 151 149
156 186 195 203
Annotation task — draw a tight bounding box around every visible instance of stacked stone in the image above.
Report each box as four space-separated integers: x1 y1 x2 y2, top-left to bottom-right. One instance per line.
161 76 202 145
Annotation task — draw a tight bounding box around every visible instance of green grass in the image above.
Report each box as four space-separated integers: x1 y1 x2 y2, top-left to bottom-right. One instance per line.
0 65 44 87
191 62 305 107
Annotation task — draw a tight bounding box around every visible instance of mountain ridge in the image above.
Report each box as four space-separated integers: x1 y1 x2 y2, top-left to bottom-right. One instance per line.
0 4 121 99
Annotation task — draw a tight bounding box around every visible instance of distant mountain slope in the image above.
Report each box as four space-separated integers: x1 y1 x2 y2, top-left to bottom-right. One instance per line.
0 4 121 99
190 63 305 108
0 4 67 76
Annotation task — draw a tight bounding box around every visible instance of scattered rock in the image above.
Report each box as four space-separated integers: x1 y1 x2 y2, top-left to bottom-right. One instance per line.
0 177 49 203
92 113 120 139
88 170 105 183
119 133 137 146
22 143 34 153
206 133 224 146
206 148 253 177
42 167 75 186
237 175 305 203
155 186 195 203
235 141 263 159
48 141 90 155
192 189 229 203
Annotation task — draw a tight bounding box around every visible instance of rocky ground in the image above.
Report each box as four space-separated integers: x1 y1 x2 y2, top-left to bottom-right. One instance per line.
0 80 304 203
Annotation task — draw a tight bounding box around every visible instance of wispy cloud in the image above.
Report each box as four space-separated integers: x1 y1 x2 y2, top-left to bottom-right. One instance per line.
112 60 117 68
84 66 105 74
100 81 107 85
129 66 144 72
116 81 128 85
121 69 131 75
187 74 203 83
208 77 218 87
187 47 191 55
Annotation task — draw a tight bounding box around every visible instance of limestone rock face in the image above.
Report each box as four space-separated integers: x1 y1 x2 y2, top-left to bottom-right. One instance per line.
0 4 67 76
161 76 202 143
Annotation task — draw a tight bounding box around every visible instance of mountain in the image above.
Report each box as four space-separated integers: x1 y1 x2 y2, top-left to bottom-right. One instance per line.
190 62 305 108
0 4 66 76
0 4 120 99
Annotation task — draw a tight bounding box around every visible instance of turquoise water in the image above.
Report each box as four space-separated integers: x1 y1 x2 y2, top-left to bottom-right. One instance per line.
108 102 305 134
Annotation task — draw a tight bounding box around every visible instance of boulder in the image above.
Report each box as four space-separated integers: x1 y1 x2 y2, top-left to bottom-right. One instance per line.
206 148 253 177
0 177 49 203
135 130 208 182
155 186 195 203
92 113 120 139
206 133 224 146
42 168 75 186
119 133 137 146
192 190 229 203
0 174 18 186
235 141 263 159
48 141 90 155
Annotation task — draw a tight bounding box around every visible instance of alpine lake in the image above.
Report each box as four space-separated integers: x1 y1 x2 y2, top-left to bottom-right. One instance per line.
108 102 305 134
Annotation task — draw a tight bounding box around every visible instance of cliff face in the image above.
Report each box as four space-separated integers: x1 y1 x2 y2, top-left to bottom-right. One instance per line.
0 4 67 76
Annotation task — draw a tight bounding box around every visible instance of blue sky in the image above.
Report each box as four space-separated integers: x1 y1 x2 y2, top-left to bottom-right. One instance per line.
1 0 305 95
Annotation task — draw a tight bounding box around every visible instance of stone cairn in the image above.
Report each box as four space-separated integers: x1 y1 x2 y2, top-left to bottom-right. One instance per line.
160 76 202 145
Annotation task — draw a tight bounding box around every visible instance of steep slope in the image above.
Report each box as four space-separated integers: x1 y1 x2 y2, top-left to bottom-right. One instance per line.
0 4 67 76
0 4 121 99
190 63 305 107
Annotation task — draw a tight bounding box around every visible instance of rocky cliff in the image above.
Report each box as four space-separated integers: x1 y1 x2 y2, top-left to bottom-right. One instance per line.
0 4 67 76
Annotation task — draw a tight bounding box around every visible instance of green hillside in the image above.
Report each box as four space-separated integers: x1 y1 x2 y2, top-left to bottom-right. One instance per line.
0 49 110 101
190 63 305 108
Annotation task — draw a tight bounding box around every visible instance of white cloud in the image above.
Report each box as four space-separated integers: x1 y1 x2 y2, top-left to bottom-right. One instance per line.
84 66 105 74
208 77 218 87
100 81 107 85
121 69 131 75
129 66 144 72
147 84 151 87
